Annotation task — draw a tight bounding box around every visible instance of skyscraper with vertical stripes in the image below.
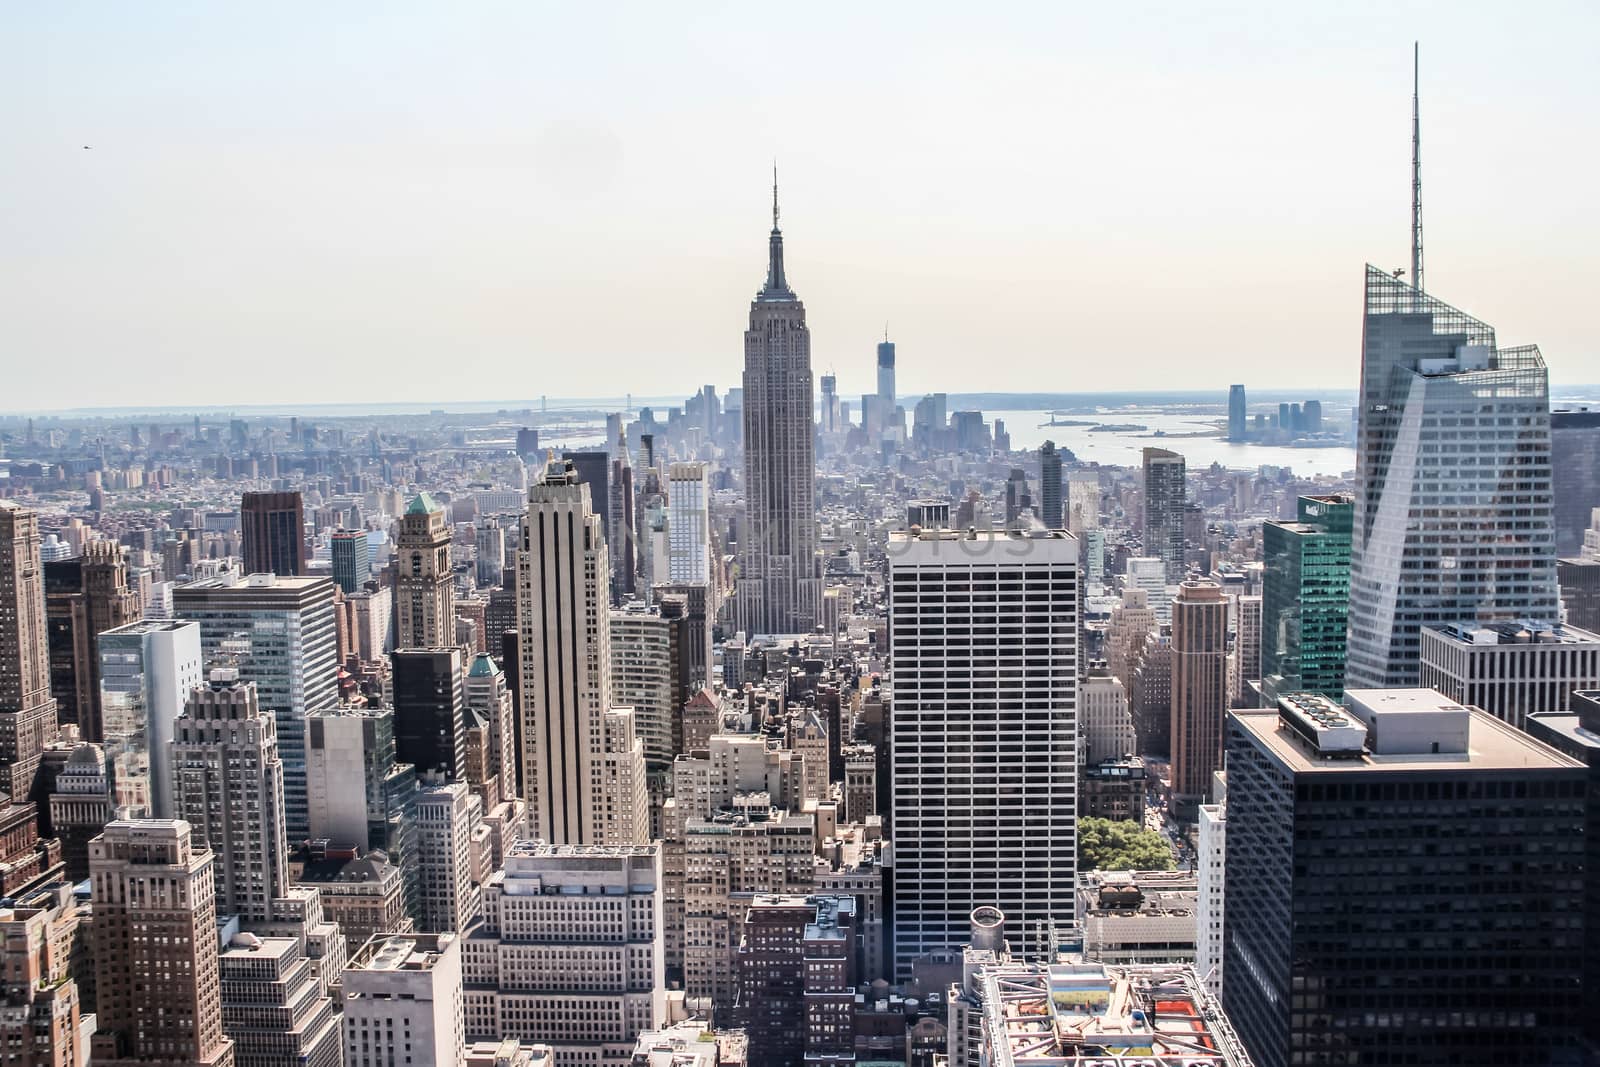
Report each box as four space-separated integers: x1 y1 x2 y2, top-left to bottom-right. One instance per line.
516 459 647 845
737 178 820 636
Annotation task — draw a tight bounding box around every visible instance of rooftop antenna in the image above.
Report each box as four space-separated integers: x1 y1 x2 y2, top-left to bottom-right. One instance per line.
1411 41 1424 298
772 161 780 231
884 321 889 344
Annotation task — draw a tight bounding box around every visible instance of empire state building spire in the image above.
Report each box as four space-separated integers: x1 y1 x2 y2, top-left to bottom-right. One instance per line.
763 165 790 298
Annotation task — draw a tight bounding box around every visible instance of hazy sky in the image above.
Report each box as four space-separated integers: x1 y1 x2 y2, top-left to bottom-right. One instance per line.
4 2 1595 412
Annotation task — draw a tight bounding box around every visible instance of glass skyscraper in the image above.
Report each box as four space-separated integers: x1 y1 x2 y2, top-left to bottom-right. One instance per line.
1345 267 1559 689
1141 447 1187 583
1261 494 1352 702
172 573 339 842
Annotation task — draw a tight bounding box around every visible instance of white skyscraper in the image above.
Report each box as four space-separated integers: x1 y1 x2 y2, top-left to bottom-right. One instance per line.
1125 556 1171 626
1196 783 1227 999
343 934 464 1067
98 619 204 819
666 462 712 584
169 668 288 922
416 781 483 935
1346 268 1559 688
888 527 1079 977
173 573 339 841
517 458 648 845
1080 663 1135 765
461 842 664 1060
736 179 820 636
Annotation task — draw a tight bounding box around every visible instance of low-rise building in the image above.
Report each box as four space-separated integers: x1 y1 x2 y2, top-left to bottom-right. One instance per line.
1076 869 1197 966
291 846 414 955
1078 756 1147 822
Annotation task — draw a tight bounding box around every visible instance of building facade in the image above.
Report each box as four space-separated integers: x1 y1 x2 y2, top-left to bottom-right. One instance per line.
736 186 820 637
342 934 464 1067
0 502 57 809
395 492 456 648
1170 580 1227 817
416 781 483 935
218 933 342 1067
169 669 289 921
89 819 235 1067
1551 408 1600 557
43 540 140 738
330 527 372 594
174 573 339 842
1346 268 1559 688
666 462 712 584
461 843 664 1065
517 459 647 846
240 490 306 578
1223 693 1586 1065
1261 494 1352 702
1141 448 1187 583
888 528 1078 977
391 646 467 781
1417 621 1600 729
98 619 203 819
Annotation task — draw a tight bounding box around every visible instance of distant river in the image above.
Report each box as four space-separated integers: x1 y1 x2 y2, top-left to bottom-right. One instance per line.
990 409 1357 478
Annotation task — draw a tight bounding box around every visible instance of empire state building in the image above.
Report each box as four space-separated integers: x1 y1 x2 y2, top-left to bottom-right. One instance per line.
736 180 820 636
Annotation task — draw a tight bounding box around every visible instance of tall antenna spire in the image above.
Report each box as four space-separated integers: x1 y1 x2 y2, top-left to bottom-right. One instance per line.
1411 41 1424 296
762 164 789 295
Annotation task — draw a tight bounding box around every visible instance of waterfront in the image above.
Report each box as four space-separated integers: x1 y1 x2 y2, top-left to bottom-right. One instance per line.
992 408 1358 478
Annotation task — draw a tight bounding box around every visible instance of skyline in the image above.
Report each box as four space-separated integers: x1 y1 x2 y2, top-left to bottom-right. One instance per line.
5 3 1597 410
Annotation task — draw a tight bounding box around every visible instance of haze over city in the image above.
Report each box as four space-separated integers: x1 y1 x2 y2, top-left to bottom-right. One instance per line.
5 1 1597 411
7 5 1600 1065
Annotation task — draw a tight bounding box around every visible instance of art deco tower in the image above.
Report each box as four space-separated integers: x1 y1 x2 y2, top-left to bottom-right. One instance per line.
0 501 56 807
169 670 289 922
737 178 820 636
396 492 455 648
516 459 648 845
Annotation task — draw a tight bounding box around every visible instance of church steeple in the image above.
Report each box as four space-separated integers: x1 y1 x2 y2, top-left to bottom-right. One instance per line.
762 165 791 298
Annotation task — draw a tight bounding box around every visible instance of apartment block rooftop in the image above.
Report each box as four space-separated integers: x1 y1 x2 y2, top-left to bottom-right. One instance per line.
972 960 1252 1066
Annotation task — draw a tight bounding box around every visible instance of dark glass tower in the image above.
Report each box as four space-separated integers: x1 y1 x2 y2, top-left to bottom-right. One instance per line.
1225 696 1586 1066
240 491 306 577
1261 494 1352 702
1550 408 1600 557
330 528 371 594
1039 440 1063 529
390 647 465 781
1227 384 1247 441
1141 447 1187 582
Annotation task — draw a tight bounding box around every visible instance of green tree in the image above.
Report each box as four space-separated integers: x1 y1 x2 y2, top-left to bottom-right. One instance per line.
1077 817 1175 871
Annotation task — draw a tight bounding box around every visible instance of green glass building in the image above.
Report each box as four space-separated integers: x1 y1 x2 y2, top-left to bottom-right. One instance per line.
1261 494 1352 702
